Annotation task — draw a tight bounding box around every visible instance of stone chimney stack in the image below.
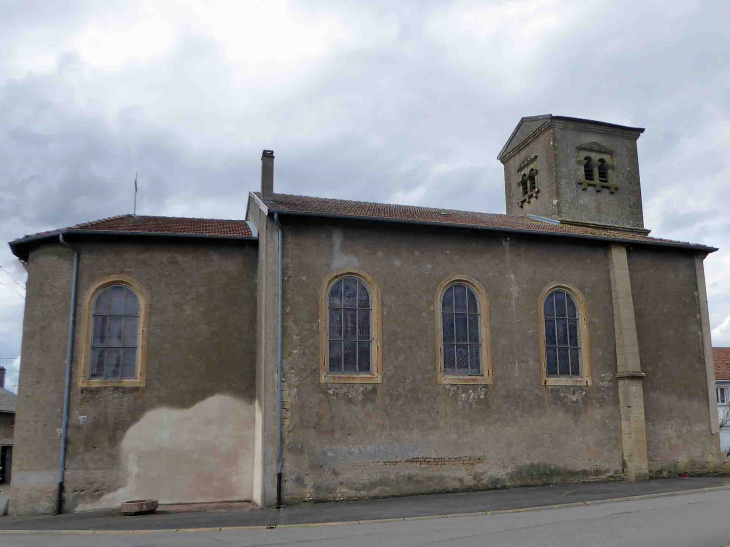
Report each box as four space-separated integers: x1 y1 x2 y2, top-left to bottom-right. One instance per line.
0 367 5 389
261 150 275 201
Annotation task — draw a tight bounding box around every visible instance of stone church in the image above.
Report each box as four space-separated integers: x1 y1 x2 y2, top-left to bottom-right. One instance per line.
8 115 721 515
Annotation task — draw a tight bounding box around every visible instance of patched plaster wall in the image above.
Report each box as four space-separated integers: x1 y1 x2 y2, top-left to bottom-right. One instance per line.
75 395 254 510
11 240 258 514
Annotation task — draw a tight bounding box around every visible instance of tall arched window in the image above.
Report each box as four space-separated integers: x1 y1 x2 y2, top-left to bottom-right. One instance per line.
328 276 371 374
538 283 591 386
319 269 382 383
435 275 492 385
91 285 140 379
597 159 608 183
584 156 594 181
442 283 481 376
80 275 149 387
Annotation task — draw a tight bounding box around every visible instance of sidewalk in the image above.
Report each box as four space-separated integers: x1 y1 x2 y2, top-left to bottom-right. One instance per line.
1 476 730 532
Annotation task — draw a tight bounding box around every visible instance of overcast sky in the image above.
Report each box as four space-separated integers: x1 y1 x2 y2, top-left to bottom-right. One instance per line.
1 0 729 393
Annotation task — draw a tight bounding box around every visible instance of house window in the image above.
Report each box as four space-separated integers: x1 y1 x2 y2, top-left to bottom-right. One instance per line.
717 387 727 405
79 275 149 387
319 269 382 384
435 275 492 385
538 283 591 386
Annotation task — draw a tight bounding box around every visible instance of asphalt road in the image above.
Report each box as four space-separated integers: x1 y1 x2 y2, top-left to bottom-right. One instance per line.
1 488 730 546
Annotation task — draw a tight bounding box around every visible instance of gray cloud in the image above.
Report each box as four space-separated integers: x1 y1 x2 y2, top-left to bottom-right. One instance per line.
2 0 730 384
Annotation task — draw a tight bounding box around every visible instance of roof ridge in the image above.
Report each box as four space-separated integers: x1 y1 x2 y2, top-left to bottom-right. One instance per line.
123 214 247 223
267 192 525 220
69 214 132 229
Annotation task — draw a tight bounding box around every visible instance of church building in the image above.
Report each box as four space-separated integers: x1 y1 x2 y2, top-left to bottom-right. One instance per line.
8 115 721 514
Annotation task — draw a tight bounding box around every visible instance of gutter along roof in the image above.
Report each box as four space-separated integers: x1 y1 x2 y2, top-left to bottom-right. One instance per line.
9 214 257 261
258 193 717 253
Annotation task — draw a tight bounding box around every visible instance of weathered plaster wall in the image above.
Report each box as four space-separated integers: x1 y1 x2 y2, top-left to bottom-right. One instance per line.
552 125 644 229
279 218 625 502
246 195 279 507
503 129 557 219
628 248 721 474
0 413 14 446
11 240 258 514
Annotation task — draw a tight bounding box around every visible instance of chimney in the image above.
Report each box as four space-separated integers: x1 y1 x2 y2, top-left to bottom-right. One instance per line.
261 150 275 201
0 367 5 389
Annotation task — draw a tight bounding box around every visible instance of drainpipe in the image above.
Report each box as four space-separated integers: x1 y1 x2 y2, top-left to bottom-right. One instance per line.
57 234 79 515
273 214 283 508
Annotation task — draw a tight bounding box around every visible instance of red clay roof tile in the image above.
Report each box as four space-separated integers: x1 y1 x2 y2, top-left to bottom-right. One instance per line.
11 214 253 246
715 348 730 381
261 193 715 251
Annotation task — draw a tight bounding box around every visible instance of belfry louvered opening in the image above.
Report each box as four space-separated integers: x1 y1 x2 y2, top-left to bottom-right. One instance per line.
597 159 608 183
584 156 595 181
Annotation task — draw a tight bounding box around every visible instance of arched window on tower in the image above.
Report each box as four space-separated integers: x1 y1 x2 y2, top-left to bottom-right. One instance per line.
584 157 594 181
597 159 608 183
528 169 537 194
520 173 529 197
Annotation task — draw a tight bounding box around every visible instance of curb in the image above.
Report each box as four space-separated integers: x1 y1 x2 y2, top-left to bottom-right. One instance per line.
2 484 730 536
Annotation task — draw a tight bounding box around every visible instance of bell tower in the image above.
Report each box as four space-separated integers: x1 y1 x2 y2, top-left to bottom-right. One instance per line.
498 115 647 233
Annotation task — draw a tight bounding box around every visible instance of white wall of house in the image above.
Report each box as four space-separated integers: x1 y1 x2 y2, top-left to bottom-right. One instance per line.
717 382 730 453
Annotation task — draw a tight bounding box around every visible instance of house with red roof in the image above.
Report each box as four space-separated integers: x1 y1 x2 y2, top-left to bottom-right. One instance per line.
6 116 723 515
714 348 730 452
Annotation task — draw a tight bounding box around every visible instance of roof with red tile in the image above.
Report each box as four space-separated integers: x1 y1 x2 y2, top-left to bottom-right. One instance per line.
260 193 717 252
715 348 730 381
9 214 255 260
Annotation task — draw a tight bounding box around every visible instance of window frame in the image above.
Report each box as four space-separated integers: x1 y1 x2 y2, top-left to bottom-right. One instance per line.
78 274 150 388
717 385 728 405
319 268 382 384
538 282 591 387
435 274 492 385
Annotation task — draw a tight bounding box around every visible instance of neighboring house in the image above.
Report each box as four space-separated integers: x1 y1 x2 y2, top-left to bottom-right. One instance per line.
714 348 730 453
0 367 17 485
7 115 722 516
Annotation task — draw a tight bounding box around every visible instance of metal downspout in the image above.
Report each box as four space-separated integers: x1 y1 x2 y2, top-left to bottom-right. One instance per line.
57 234 79 515
273 214 283 508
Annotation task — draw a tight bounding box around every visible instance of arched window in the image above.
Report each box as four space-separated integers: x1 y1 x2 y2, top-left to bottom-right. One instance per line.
584 156 594 181
90 285 140 379
597 159 608 183
80 275 149 387
528 169 537 193
435 275 492 385
520 173 529 197
539 283 591 386
320 269 382 383
328 276 371 374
